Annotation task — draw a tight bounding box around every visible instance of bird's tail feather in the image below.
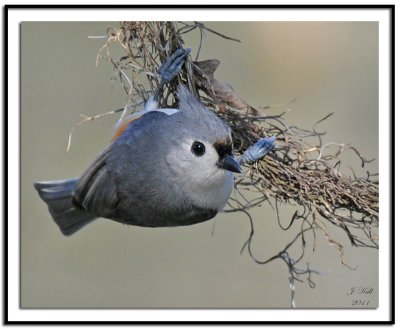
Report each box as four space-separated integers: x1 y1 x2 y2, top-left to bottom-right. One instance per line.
34 178 97 236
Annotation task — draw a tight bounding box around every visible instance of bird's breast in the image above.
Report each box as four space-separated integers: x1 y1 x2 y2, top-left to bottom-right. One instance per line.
186 170 234 212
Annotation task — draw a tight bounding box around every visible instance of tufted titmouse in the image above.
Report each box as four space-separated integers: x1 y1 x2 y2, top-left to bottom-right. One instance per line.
34 86 249 235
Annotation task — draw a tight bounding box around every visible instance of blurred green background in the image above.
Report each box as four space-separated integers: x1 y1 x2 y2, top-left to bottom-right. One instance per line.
21 22 378 308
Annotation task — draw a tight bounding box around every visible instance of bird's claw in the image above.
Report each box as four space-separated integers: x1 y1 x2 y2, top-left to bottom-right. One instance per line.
159 48 191 84
237 136 276 165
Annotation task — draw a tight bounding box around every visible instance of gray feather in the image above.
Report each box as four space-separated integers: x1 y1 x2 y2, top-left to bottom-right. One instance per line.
34 179 96 236
177 85 231 143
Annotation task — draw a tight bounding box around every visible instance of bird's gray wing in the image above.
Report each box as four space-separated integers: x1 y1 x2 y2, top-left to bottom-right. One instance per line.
73 110 176 220
73 144 122 218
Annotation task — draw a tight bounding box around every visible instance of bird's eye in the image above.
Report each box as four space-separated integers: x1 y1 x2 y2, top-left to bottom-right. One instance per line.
191 141 206 157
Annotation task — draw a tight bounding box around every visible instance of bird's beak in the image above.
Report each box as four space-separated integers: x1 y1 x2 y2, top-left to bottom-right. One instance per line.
218 155 243 174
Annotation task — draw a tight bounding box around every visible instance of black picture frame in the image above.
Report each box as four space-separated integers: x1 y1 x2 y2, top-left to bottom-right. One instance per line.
4 4 394 325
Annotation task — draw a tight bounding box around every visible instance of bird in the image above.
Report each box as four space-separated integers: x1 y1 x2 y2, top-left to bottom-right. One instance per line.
34 85 243 236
